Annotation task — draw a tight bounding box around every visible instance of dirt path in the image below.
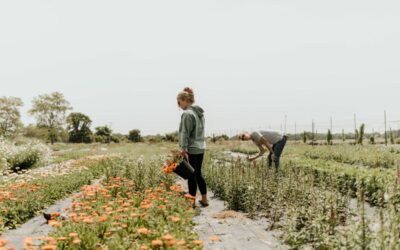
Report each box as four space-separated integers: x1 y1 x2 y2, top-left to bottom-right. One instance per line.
178 179 288 250
1 179 102 250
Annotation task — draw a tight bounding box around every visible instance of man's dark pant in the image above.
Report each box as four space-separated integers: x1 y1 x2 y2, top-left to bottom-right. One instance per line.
268 136 287 171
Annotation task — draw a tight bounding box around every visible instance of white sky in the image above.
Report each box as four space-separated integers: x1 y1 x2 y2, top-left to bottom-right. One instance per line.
1 0 399 135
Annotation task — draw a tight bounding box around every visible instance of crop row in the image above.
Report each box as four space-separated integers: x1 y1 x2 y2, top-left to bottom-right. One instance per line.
203 153 400 249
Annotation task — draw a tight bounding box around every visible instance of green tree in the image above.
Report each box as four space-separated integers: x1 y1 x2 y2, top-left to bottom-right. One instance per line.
355 129 359 144
111 133 128 143
67 112 93 143
23 124 49 141
390 128 395 144
303 131 307 144
327 129 333 145
369 136 375 145
94 126 112 143
29 92 72 144
128 129 142 143
165 131 178 142
0 96 24 137
357 124 365 145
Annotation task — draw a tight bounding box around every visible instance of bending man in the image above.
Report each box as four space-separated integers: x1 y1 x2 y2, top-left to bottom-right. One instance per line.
240 130 287 171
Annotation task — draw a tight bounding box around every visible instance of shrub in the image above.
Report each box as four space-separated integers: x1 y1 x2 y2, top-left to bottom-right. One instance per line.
0 139 51 172
94 126 112 143
128 129 142 143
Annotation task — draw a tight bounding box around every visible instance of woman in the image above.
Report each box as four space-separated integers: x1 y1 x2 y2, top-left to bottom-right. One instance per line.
177 87 208 207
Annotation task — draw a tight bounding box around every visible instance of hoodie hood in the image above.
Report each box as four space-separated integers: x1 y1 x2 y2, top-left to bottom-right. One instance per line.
189 105 204 118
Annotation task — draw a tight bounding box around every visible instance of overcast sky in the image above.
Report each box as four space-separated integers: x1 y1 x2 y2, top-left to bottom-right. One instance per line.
1 0 399 135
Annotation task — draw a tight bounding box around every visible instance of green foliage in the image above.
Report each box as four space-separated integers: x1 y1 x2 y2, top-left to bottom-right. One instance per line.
327 129 333 145
48 157 199 249
94 126 113 143
23 124 49 141
204 149 400 248
390 129 395 144
355 129 359 144
231 147 259 156
303 131 307 143
144 134 164 143
214 134 230 142
303 145 397 169
29 92 72 144
369 136 375 144
358 124 365 145
67 112 93 143
128 129 142 143
111 133 128 143
164 131 179 142
0 96 24 138
0 158 109 231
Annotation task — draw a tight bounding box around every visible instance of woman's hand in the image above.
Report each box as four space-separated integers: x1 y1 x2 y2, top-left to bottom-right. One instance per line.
181 150 189 161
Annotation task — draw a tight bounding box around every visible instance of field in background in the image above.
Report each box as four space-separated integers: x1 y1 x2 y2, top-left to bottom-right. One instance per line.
1 140 399 249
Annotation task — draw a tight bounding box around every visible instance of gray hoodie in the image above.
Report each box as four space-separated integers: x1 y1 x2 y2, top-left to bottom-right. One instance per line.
179 105 206 154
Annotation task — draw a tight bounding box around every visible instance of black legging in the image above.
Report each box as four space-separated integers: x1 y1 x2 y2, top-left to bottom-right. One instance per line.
188 153 207 196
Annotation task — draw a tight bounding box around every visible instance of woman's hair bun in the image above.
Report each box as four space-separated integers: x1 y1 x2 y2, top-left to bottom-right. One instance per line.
183 87 194 95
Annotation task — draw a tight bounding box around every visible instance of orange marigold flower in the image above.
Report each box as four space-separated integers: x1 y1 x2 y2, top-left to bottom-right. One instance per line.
137 228 150 236
0 238 9 247
140 246 149 250
72 238 81 245
208 235 221 242
161 234 174 241
48 220 61 228
23 237 33 247
163 163 178 174
45 237 57 245
83 217 94 224
41 245 57 250
151 239 163 248
169 216 180 222
69 233 78 238
165 239 176 247
98 215 108 222
177 240 186 246
193 240 204 246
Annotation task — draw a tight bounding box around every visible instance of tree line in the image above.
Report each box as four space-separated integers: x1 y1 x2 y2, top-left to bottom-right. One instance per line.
0 92 145 144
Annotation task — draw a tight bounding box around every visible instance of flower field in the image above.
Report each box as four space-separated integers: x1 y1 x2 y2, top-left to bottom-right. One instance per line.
0 156 110 232
0 142 202 250
203 143 400 249
1 140 400 249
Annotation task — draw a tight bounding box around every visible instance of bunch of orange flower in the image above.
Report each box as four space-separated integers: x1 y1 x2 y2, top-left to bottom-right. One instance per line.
162 150 182 174
163 162 178 174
